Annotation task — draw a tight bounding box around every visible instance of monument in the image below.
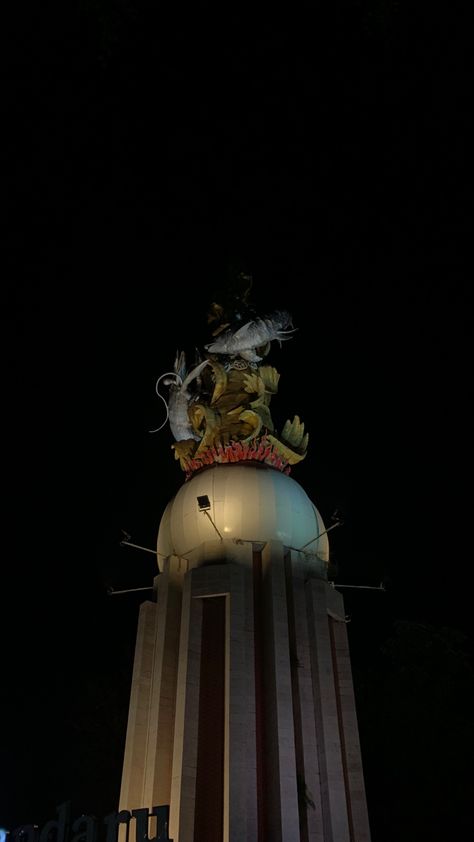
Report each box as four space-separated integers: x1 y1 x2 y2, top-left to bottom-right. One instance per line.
119 277 371 841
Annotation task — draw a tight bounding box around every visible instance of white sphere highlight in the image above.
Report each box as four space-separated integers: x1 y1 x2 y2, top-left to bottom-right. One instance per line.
157 464 329 569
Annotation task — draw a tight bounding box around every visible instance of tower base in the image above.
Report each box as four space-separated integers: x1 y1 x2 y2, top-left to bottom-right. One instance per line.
119 538 371 842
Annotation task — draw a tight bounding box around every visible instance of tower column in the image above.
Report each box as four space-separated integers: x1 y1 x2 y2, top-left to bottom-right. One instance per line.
170 553 259 842
261 540 300 842
119 599 158 810
169 569 203 842
143 563 184 807
286 551 325 842
330 616 371 842
306 580 352 842
120 561 183 813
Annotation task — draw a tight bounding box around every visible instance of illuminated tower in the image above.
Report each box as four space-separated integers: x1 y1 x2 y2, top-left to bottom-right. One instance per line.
119 282 371 842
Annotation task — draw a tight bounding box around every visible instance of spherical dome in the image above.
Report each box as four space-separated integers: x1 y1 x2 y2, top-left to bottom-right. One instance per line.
157 464 329 569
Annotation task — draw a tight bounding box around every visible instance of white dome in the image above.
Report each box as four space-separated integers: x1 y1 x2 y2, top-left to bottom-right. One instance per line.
157 464 329 569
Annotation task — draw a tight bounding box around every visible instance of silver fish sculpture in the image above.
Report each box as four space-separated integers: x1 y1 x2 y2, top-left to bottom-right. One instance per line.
149 352 209 441
204 310 296 362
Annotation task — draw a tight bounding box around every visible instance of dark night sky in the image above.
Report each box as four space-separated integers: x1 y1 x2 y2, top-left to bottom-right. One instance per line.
1 2 472 839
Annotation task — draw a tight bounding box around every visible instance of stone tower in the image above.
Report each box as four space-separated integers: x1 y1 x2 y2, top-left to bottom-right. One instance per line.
119 285 371 842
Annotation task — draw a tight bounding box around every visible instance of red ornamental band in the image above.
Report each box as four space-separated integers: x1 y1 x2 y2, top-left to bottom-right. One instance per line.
182 434 292 480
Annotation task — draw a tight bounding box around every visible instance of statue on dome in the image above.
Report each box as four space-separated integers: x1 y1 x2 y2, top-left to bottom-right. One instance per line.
150 272 309 478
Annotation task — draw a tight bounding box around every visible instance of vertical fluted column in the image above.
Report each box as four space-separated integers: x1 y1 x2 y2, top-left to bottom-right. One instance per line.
330 608 371 842
261 541 300 842
142 562 183 808
286 553 325 842
169 573 203 842
169 554 258 842
119 600 158 810
306 580 351 842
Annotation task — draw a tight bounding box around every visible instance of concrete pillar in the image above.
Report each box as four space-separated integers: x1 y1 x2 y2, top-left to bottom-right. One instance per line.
119 600 158 810
119 565 183 814
306 579 351 842
330 611 372 842
170 555 258 842
169 572 202 842
142 563 183 808
286 552 325 842
261 541 300 842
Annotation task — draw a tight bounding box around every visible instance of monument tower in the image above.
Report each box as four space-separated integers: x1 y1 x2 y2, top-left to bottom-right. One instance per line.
119 278 371 842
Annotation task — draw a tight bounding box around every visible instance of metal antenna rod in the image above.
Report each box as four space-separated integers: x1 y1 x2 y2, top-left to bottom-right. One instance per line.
329 582 386 591
202 509 224 540
120 540 157 556
108 586 154 596
298 520 341 551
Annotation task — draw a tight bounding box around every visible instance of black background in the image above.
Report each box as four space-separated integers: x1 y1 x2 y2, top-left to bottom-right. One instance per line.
2 2 472 840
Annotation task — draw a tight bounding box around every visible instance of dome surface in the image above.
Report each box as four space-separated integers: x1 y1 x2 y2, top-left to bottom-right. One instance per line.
157 464 329 568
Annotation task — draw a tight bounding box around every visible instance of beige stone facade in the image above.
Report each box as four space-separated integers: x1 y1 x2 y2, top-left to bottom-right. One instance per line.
119 534 371 842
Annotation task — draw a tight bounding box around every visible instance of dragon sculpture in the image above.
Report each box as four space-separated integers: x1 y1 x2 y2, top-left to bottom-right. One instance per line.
151 279 309 478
